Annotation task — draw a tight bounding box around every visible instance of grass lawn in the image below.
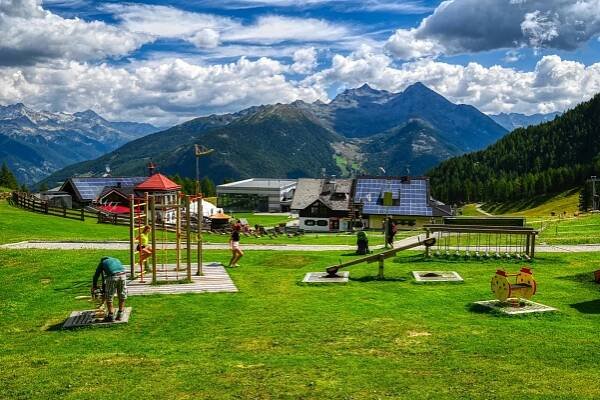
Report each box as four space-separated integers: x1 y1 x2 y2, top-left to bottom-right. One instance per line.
482 190 580 217
1 247 600 399
0 200 423 246
227 212 294 227
0 200 130 244
536 213 600 245
458 204 488 216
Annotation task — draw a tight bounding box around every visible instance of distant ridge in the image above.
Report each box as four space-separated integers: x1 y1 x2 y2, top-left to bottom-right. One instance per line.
0 104 159 184
40 82 508 188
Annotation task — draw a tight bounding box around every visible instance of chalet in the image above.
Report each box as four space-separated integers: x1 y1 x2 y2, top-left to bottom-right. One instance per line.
134 173 181 223
290 178 353 232
59 177 147 207
96 185 137 214
353 176 452 229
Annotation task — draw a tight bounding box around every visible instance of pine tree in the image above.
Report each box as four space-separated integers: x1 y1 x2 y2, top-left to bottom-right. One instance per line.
201 177 216 197
0 162 19 190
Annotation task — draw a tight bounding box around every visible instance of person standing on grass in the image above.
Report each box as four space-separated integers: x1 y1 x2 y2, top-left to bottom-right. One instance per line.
227 223 244 267
92 256 127 322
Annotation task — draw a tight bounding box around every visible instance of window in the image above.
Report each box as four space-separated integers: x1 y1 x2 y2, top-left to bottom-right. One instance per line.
304 219 315 226
317 220 328 226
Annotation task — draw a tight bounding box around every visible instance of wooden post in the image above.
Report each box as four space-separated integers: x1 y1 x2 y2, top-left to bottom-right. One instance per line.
530 233 536 259
144 193 149 226
129 195 135 278
196 196 203 276
186 195 192 281
378 257 385 279
150 196 158 285
525 234 530 257
63 206 67 218
80 208 84 221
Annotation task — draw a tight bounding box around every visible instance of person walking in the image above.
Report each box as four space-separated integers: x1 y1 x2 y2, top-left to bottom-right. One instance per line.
92 256 128 322
227 224 244 267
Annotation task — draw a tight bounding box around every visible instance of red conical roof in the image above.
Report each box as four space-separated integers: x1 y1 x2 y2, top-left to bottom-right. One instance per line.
135 173 181 191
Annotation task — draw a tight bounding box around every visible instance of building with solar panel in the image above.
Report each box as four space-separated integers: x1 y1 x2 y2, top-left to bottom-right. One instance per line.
290 178 354 232
353 176 452 229
60 177 148 208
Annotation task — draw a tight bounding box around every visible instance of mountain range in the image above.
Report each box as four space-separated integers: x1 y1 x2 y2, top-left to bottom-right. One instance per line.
489 112 561 131
40 83 508 188
0 104 158 184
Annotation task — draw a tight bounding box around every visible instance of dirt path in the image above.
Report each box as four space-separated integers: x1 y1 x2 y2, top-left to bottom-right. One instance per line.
3 238 600 253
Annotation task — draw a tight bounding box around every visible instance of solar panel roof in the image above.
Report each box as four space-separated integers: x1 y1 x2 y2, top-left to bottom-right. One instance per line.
68 177 147 201
354 178 434 216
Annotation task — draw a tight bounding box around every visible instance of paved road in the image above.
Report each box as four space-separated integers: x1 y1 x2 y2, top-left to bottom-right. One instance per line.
3 237 600 253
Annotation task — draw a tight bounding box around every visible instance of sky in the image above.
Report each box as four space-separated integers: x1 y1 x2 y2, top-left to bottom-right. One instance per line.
1 0 600 126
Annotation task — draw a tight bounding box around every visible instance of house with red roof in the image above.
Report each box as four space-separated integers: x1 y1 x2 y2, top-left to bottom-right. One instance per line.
134 173 182 223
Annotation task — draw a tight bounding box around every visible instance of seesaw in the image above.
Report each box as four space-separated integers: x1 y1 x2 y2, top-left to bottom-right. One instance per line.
325 237 436 279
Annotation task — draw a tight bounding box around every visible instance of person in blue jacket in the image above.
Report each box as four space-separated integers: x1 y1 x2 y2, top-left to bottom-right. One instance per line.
92 256 128 322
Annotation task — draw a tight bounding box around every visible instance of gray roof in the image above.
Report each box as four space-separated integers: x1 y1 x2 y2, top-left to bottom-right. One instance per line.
218 178 297 190
291 178 352 211
61 177 147 201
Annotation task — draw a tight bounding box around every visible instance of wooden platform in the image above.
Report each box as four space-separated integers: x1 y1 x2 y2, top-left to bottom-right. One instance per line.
412 271 464 283
303 271 349 283
126 262 238 295
474 299 558 315
63 307 132 329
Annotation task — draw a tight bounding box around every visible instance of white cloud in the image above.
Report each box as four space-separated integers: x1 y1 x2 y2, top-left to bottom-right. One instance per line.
189 29 221 49
223 15 349 44
521 11 560 50
308 46 600 115
0 0 150 66
105 4 351 51
386 0 600 59
0 57 327 126
291 47 317 74
385 29 444 60
198 0 432 14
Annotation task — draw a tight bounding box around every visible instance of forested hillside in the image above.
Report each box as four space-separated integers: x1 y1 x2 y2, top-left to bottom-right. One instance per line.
428 93 600 204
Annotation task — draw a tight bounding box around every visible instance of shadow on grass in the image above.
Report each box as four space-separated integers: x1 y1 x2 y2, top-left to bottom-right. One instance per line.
570 299 600 314
45 322 66 332
556 272 596 284
467 303 495 314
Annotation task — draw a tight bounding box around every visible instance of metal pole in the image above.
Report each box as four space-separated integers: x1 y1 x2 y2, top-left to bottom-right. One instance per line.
129 194 135 278
186 195 192 281
593 177 597 211
150 196 157 285
196 155 200 196
196 195 203 276
176 201 181 272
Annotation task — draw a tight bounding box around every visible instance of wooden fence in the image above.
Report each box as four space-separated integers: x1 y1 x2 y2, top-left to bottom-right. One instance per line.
10 192 96 221
10 192 209 232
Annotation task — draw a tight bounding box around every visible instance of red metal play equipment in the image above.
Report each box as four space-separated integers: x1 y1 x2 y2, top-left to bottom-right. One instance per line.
490 267 537 302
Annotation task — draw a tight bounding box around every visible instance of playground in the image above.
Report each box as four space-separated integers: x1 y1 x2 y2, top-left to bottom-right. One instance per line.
2 200 600 399
1 247 600 399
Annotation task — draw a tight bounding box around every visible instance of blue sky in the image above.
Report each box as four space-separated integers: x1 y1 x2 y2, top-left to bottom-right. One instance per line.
1 0 599 125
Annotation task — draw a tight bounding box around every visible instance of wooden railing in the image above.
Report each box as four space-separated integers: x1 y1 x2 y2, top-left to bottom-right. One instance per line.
10 192 90 221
